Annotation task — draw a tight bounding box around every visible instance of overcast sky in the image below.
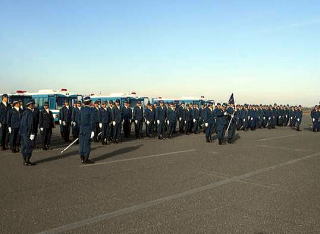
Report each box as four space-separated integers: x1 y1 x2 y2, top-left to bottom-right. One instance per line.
0 0 319 106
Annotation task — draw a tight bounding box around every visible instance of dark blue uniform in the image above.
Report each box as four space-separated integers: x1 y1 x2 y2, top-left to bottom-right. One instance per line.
92 107 100 142
59 106 72 142
133 106 144 138
7 107 21 152
167 107 177 137
192 107 200 133
20 108 35 164
112 105 122 142
156 106 167 139
122 106 132 138
71 107 81 140
0 101 10 150
214 108 226 144
185 108 193 134
144 108 155 137
39 109 54 149
99 107 112 143
79 106 95 161
204 107 215 142
177 106 186 133
226 107 236 143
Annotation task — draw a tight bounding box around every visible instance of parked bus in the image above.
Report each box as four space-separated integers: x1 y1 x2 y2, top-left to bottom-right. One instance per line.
151 96 210 106
90 92 149 108
9 89 82 121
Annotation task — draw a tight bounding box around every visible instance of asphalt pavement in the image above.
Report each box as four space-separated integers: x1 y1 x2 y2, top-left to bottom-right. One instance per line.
1 114 320 234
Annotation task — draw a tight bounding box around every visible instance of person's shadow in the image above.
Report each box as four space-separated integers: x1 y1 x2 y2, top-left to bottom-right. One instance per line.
92 144 143 162
34 145 105 164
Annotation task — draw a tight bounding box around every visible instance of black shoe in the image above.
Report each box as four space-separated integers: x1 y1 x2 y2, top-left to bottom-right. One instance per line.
27 161 36 166
218 139 222 145
84 159 94 164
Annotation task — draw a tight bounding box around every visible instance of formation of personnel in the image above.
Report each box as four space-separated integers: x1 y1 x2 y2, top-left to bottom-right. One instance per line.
234 104 304 131
0 93 312 166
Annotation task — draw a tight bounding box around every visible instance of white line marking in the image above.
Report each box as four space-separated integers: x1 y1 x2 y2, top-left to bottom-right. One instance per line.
38 151 320 234
256 134 298 142
83 149 197 167
256 144 310 152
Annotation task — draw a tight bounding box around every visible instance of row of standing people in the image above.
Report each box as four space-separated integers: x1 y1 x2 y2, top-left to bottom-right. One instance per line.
0 95 54 153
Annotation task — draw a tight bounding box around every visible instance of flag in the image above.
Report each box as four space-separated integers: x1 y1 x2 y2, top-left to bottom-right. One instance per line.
228 93 235 105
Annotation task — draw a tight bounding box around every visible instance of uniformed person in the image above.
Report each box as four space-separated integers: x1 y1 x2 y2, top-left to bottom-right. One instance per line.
92 101 101 142
178 102 186 133
192 104 200 134
203 102 214 142
214 103 227 145
155 101 166 139
78 96 95 164
167 103 177 138
311 105 320 132
39 102 55 150
20 100 36 166
133 101 144 139
294 105 303 131
0 94 10 151
225 104 236 144
111 99 122 143
185 104 193 134
122 101 132 138
99 101 111 144
7 100 21 153
71 101 82 142
59 101 72 142
144 103 155 137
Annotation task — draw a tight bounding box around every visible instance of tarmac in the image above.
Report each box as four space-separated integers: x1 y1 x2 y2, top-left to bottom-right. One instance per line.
1 114 320 234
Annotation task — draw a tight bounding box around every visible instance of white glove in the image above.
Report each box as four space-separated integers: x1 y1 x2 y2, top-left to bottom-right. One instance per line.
290 117 293 119
286 115 288 118
63 121 66 126
268 117 271 120
184 120 187 124
193 119 196 123
112 121 116 126
205 123 208 127
99 123 102 128
157 120 160 124
30 134 35 141
251 118 253 120
90 131 94 139
224 112 227 115
146 121 150 125
73 122 76 127
243 119 246 122
248 116 250 119
167 120 170 125
279 116 282 119
8 127 12 133
179 117 182 121
297 118 300 121
40 128 44 132
59 120 62 125
312 118 315 122
263 117 266 120
135 120 138 124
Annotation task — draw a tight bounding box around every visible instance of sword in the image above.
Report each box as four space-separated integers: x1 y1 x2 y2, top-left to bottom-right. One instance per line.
61 138 79 154
226 115 234 132
60 132 103 154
